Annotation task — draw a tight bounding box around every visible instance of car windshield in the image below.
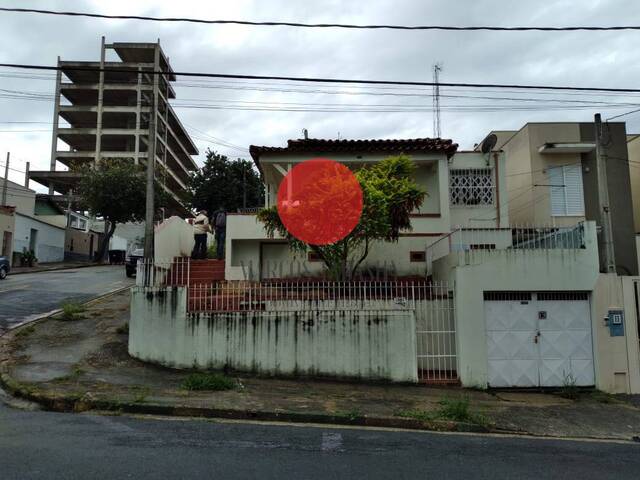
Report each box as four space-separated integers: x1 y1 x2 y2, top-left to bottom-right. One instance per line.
131 249 144 257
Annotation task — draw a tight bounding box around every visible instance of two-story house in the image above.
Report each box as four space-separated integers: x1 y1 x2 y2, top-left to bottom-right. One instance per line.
224 137 508 281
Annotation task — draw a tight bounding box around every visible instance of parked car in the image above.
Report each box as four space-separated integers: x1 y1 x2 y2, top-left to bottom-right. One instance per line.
125 249 144 278
0 256 10 280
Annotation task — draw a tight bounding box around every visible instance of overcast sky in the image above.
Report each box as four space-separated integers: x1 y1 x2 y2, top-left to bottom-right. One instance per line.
1 0 640 191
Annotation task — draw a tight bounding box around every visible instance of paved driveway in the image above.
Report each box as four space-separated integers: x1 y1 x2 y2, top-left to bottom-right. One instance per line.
0 265 133 332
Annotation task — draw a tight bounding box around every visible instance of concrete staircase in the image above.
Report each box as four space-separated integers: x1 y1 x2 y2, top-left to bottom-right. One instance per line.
188 259 225 285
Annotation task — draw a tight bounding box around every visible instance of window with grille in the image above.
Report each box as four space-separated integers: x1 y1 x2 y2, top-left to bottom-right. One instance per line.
449 168 494 206
548 165 584 216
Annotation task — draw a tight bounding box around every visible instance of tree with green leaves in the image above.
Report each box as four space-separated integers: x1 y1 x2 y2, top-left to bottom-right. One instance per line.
257 155 425 280
188 149 264 213
77 159 168 262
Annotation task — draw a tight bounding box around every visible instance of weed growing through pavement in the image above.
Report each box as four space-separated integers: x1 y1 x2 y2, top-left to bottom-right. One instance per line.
181 372 235 391
59 301 86 321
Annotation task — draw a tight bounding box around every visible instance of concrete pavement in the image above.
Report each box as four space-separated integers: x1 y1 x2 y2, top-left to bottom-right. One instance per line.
0 400 638 480
0 265 133 332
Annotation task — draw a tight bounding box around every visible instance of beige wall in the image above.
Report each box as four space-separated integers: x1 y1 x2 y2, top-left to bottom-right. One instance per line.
501 123 585 226
1 179 35 216
0 210 15 259
627 135 640 232
65 228 100 260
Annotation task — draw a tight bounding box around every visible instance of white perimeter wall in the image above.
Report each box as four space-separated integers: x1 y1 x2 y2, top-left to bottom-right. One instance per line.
129 286 418 382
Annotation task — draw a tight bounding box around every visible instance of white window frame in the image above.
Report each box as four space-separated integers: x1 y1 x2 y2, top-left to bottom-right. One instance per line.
449 168 495 207
548 164 585 217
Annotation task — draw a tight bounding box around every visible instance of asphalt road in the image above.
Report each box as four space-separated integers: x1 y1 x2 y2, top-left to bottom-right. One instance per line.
0 265 133 331
0 401 638 480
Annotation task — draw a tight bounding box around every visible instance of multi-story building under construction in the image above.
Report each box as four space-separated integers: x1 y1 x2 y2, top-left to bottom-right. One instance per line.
29 37 198 216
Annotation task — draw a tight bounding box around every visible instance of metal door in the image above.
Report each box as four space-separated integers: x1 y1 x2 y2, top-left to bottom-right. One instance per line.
484 291 594 387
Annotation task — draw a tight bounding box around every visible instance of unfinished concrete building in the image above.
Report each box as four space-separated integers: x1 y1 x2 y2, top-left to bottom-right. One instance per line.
29 38 198 216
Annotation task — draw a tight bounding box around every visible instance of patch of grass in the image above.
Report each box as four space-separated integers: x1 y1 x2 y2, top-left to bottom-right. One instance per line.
438 396 473 422
181 372 235 391
589 390 620 404
132 386 151 403
397 397 491 428
14 324 36 338
116 323 129 334
396 409 434 422
334 409 362 421
59 301 86 321
559 372 579 400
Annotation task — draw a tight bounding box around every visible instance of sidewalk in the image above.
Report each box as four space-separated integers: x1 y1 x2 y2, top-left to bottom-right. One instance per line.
9 261 106 275
1 290 640 441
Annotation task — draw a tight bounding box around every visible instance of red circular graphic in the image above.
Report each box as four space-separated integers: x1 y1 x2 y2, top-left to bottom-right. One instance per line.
277 158 363 245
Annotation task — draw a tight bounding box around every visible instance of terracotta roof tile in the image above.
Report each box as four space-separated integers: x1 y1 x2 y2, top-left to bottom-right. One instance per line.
249 137 458 164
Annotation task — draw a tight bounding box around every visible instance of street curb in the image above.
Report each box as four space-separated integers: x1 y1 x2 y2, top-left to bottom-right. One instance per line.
0 372 492 434
9 262 113 276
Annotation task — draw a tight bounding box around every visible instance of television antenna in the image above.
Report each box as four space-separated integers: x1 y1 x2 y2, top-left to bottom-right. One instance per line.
432 63 443 138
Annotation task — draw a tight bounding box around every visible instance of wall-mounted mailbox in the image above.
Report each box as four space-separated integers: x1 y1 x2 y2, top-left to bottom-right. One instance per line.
606 309 625 337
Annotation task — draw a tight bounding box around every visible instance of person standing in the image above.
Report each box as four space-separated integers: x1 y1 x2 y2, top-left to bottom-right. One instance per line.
192 209 210 260
213 207 227 260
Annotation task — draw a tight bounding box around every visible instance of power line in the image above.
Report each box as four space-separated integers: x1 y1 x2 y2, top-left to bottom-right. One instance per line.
1 62 640 93
1 7 639 32
606 107 640 121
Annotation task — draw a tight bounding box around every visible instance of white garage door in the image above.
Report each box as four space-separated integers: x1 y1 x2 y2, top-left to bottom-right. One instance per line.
484 291 594 388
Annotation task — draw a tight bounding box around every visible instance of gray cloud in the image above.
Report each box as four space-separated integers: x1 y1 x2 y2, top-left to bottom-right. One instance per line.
1 0 640 189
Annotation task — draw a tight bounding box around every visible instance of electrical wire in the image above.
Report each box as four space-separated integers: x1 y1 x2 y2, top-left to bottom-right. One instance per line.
1 7 639 32
2 62 640 93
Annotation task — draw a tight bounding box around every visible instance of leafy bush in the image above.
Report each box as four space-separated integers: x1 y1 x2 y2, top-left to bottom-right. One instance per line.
438 396 473 422
181 372 235 391
60 301 86 321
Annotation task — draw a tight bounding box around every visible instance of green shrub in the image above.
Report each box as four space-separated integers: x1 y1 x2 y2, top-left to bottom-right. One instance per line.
60 301 86 321
181 372 235 391
438 396 472 422
206 242 218 259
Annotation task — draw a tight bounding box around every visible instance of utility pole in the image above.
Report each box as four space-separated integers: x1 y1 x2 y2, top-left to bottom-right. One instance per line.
243 163 247 209
594 113 616 273
1 152 9 206
432 64 442 138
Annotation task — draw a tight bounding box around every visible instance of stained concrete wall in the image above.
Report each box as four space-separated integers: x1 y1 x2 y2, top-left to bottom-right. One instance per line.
129 286 418 382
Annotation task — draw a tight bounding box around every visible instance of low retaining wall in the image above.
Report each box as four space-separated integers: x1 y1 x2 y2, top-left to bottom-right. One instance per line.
129 287 418 382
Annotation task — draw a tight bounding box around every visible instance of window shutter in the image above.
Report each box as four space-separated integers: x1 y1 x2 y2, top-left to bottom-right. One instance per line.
548 166 566 215
563 164 585 215
549 164 584 216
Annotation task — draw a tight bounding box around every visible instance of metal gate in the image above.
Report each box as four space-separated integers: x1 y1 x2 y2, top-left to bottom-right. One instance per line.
415 282 458 383
484 291 594 388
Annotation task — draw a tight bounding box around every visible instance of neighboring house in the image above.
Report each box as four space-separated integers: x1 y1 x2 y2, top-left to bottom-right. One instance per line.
477 122 638 275
225 137 508 281
626 133 640 233
0 179 65 264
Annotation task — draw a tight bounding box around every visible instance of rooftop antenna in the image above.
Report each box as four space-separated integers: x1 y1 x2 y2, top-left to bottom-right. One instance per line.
432 63 443 138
